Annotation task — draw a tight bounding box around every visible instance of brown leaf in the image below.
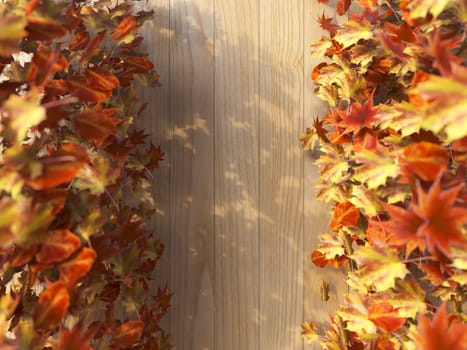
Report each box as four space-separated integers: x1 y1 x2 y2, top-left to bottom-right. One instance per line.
33 280 70 331
111 321 144 348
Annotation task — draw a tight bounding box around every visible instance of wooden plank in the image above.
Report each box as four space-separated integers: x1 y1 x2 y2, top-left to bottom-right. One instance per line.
168 1 215 349
138 0 171 330
258 0 304 349
214 0 260 348
303 2 348 350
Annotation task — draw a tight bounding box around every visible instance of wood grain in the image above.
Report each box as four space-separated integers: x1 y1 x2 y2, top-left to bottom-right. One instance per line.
258 0 305 349
303 3 348 350
169 1 215 349
214 0 260 349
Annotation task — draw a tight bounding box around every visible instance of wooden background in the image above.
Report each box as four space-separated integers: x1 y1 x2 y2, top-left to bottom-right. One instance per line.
139 1 348 349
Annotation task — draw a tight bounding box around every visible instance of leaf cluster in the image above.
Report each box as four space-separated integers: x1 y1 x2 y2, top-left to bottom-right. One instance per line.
0 1 170 349
302 0 467 348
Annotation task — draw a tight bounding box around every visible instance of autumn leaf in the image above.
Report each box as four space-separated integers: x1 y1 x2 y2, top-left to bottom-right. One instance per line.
74 109 118 146
353 145 399 189
0 11 27 56
54 325 93 350
301 321 318 344
26 12 67 42
59 247 96 283
79 31 106 65
417 303 467 350
25 143 89 190
69 31 90 51
3 90 46 141
123 55 154 74
403 0 453 21
351 244 408 292
74 157 120 195
111 15 136 43
67 75 113 103
84 68 120 91
317 12 337 37
410 176 467 255
35 230 81 265
336 0 352 16
399 142 449 182
334 19 373 49
338 293 377 334
331 202 360 231
111 320 144 348
337 95 379 134
368 302 405 332
33 281 69 331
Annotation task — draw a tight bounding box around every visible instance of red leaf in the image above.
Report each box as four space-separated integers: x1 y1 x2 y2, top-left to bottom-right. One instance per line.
337 95 379 134
331 202 360 231
111 15 136 41
336 0 351 16
68 75 113 103
80 31 106 64
74 110 118 146
411 177 467 255
400 142 449 181
59 247 96 283
55 325 93 350
25 143 88 190
368 302 405 332
123 56 154 74
84 68 120 91
317 12 337 37
426 29 463 76
26 16 67 41
33 280 69 330
111 320 144 348
69 31 90 51
417 303 467 350
33 189 67 215
311 249 328 268
11 245 38 267
36 230 81 265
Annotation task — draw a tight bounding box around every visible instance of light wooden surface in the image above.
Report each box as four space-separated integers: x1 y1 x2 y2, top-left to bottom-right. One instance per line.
141 1 346 349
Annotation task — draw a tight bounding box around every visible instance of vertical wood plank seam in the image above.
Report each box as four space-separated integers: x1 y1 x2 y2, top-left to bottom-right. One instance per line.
257 0 261 349
212 0 218 347
167 0 172 332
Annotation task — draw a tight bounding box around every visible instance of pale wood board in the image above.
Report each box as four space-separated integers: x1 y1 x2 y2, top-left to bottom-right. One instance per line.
168 0 215 349
258 0 305 349
140 1 349 349
214 0 260 349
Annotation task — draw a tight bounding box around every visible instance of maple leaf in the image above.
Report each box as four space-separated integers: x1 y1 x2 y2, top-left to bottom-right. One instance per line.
315 143 349 182
412 74 467 142
111 14 136 44
368 302 405 332
111 320 144 348
74 109 118 146
410 177 467 255
317 12 337 37
417 303 467 350
336 0 352 16
338 293 377 334
331 202 360 231
35 230 81 264
334 20 373 49
353 145 399 189
337 95 379 134
24 143 89 190
59 247 96 283
402 0 453 21
301 321 318 344
74 156 120 195
383 203 425 256
67 75 113 103
426 29 463 76
33 280 69 331
0 11 27 56
399 141 449 182
69 31 90 51
79 31 106 65
123 56 154 74
54 325 93 350
351 244 408 292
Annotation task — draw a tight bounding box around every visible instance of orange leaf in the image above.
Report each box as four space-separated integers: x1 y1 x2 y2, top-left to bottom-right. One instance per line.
123 56 154 74
69 31 90 51
33 280 69 330
111 15 136 41
417 303 467 350
85 68 120 91
336 0 351 16
26 16 67 41
368 302 405 332
331 202 360 231
111 320 144 348
400 142 449 181
67 75 113 103
25 143 89 190
36 230 81 264
80 31 106 65
55 325 93 350
59 247 96 283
